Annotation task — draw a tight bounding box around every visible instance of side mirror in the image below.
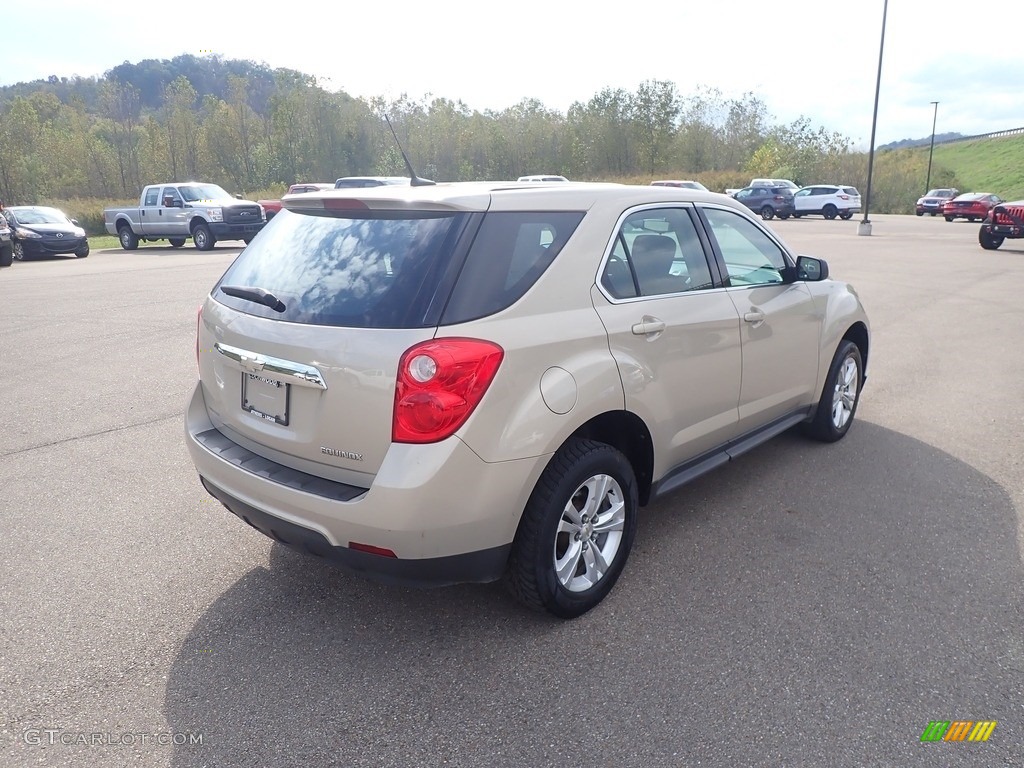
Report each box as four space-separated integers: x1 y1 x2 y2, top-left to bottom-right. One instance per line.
164 196 181 208
71 218 80 226
795 255 829 281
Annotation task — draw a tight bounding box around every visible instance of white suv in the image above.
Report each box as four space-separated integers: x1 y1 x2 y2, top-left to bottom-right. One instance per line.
793 185 862 220
185 181 869 618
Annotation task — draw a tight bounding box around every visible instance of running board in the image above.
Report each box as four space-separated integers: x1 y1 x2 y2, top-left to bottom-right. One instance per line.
651 410 810 500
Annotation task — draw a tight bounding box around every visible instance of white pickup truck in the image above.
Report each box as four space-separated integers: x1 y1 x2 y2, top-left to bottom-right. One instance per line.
104 182 266 251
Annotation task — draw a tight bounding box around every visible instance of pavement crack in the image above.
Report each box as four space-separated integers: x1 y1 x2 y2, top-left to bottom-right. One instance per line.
1 413 181 458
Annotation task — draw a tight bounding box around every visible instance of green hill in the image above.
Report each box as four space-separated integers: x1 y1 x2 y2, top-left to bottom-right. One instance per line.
928 134 1024 200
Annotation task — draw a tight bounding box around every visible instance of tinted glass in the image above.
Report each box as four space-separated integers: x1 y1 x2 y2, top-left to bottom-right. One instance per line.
441 211 585 324
842 187 859 196
214 209 467 328
144 187 160 206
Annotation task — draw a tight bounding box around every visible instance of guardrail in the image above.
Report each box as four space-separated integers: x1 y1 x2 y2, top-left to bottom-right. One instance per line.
932 126 1024 146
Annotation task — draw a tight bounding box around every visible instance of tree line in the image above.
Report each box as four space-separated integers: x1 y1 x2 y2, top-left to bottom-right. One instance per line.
0 55 954 217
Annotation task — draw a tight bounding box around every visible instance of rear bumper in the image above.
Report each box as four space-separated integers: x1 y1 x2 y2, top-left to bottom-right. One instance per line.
184 382 543 586
201 476 511 586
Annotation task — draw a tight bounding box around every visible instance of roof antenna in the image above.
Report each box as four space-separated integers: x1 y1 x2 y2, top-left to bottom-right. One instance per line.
383 113 435 187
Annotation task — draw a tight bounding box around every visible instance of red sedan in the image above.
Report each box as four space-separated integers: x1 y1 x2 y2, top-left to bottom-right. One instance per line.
942 193 1004 222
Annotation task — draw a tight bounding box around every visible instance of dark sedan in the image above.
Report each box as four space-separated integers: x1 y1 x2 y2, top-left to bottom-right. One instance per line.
915 188 958 216
942 192 1003 222
3 206 90 260
732 185 795 220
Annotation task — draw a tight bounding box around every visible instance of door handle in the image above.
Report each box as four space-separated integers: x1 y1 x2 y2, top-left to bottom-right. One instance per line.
743 310 766 326
631 316 666 336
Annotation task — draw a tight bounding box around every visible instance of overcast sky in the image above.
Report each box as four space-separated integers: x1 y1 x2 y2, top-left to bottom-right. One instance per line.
6 0 1022 148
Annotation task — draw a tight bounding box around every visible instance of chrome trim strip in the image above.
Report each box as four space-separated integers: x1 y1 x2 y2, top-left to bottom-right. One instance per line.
215 342 328 390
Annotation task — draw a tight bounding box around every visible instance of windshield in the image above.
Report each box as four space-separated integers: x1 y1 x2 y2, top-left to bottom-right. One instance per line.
179 184 232 201
11 207 69 225
926 189 954 197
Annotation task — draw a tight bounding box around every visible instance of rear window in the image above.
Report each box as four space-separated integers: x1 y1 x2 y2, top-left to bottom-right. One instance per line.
842 187 859 196
440 211 585 324
213 209 468 328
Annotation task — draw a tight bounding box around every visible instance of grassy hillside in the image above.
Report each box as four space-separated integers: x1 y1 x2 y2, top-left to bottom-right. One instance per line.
928 134 1024 200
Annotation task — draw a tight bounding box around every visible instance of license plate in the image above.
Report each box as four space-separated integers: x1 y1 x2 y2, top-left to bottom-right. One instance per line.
242 372 290 425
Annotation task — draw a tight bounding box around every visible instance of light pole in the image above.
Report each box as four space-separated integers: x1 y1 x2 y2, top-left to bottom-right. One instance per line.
925 101 939 191
858 0 889 236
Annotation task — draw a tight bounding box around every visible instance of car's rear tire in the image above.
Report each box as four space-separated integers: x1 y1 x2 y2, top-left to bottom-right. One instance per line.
192 223 215 251
979 229 1004 250
169 238 186 248
0 245 11 267
802 340 862 443
823 204 838 220
760 205 775 220
118 226 139 250
840 211 853 220
777 213 790 220
967 216 977 222
944 215 954 222
506 438 638 619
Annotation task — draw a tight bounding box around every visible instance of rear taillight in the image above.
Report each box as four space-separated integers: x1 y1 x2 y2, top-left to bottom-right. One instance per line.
393 338 504 443
838 194 849 200
195 304 203 368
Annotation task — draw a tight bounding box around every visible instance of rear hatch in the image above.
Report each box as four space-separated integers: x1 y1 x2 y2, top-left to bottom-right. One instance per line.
197 198 480 483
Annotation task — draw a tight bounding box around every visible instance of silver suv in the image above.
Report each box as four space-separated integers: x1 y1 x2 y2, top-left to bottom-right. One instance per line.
185 182 869 618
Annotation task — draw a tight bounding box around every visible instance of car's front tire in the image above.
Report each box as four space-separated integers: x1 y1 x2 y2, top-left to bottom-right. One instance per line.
760 205 775 220
13 241 27 260
802 340 862 443
192 223 215 251
916 210 924 216
75 244 90 258
979 228 1004 250
506 438 638 619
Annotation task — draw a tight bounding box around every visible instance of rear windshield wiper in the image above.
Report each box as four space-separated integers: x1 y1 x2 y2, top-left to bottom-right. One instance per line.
220 285 286 312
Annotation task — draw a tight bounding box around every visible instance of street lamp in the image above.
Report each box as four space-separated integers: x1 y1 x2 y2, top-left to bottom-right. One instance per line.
858 0 889 236
925 101 939 191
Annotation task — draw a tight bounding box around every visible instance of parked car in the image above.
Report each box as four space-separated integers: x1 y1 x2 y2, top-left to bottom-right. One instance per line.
750 178 799 193
792 185 862 220
915 188 959 216
0 212 12 267
517 175 570 182
732 185 795 220
651 180 709 191
941 192 1003 222
334 177 410 189
978 199 1024 250
185 181 869 618
258 183 334 220
3 206 89 260
104 183 266 251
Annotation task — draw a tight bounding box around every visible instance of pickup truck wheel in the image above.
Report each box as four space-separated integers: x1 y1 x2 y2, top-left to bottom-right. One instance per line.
118 226 139 250
505 438 638 619
192 224 215 251
168 238 186 248
823 204 838 220
979 229 1004 250
802 340 862 443
760 205 775 220
0 245 11 267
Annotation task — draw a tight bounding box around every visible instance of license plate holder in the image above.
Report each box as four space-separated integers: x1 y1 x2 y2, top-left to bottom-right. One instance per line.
242 372 290 425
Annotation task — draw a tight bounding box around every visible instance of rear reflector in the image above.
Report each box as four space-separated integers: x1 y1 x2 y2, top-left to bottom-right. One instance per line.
349 542 398 558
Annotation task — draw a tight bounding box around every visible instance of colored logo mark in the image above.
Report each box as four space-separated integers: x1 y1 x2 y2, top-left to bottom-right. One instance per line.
920 720 997 742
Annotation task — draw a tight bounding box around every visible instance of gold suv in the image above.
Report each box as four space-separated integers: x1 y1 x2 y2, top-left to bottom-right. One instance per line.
184 182 869 618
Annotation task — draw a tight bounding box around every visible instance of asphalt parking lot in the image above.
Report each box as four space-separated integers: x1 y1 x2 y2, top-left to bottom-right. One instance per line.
1 216 1022 767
